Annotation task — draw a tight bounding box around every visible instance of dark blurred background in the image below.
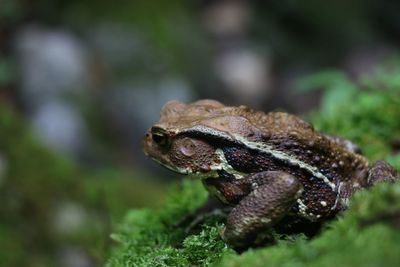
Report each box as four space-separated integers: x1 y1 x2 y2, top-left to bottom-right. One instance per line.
1 0 400 266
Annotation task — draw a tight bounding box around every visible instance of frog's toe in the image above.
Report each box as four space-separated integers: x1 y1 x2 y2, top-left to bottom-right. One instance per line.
221 225 256 250
368 160 399 185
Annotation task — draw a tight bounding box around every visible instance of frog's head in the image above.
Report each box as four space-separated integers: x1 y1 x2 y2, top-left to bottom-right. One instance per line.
144 125 219 175
143 99 263 177
144 100 226 176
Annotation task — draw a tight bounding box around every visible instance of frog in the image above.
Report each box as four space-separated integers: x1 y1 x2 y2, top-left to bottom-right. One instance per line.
143 99 399 248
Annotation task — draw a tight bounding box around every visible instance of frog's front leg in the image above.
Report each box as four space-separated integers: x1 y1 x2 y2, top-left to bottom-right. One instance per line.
222 171 303 248
367 160 399 185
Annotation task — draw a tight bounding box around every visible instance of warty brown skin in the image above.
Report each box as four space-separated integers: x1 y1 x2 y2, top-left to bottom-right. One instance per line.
143 99 399 248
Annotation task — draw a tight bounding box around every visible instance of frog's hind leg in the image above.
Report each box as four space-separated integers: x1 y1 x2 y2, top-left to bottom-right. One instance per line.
221 171 303 249
367 160 399 186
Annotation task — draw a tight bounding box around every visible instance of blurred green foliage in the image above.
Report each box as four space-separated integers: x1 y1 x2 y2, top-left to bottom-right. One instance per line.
106 70 400 266
0 105 166 266
2 1 400 266
299 65 400 159
0 58 15 85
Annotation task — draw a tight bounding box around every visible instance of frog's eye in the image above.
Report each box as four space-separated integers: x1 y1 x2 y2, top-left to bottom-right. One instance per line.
152 132 168 145
151 127 169 147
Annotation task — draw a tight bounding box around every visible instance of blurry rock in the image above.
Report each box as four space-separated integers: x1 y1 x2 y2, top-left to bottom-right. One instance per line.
202 0 251 36
214 47 271 106
14 24 90 110
30 101 89 156
51 201 88 236
14 25 92 157
202 1 271 107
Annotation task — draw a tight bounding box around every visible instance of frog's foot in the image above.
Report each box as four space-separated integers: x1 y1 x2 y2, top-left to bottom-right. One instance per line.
221 171 303 249
367 160 399 186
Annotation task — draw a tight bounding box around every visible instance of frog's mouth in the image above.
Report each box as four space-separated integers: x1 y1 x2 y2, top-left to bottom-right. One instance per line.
148 154 192 175
144 145 218 178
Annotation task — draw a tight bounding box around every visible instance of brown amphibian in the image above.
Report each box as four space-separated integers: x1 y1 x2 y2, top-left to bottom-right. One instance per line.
143 99 399 248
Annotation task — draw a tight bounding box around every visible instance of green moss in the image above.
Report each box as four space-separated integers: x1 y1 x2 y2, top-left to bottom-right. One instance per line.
106 70 400 266
105 180 233 267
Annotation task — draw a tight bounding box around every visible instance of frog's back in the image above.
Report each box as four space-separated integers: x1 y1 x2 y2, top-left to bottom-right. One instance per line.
258 112 369 180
